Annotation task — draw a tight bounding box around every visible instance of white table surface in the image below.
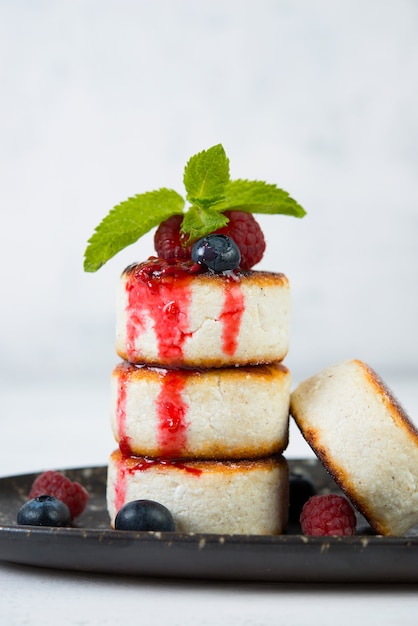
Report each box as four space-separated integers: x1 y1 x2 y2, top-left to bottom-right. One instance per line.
1 376 418 626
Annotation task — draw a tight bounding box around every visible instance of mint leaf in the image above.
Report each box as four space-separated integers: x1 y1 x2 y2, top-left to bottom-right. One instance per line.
181 206 229 243
217 179 306 218
183 144 230 208
84 143 306 272
84 188 184 272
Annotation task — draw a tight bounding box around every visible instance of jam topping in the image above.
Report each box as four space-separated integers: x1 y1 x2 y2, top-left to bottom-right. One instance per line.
115 364 131 455
114 452 202 512
123 257 245 363
156 370 189 456
125 258 195 363
220 283 245 355
124 257 203 281
113 256 247 513
125 456 202 476
115 363 190 458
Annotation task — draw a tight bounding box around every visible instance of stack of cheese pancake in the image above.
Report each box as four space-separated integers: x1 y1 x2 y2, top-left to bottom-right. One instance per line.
106 258 291 534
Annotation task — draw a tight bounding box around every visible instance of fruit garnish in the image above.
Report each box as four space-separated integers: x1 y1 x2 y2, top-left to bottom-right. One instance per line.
300 494 357 536
84 144 306 272
114 499 175 531
214 210 265 270
156 209 266 270
29 470 89 520
154 214 193 261
17 495 71 527
192 234 241 273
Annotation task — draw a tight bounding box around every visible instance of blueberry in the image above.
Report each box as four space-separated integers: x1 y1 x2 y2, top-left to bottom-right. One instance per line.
115 499 175 531
17 495 71 527
191 234 241 272
288 472 316 524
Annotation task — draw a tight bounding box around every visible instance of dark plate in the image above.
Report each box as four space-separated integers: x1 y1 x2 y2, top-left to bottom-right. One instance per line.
1 459 418 583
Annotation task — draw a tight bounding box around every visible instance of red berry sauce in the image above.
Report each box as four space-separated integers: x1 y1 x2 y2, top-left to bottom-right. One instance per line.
123 257 245 363
113 452 202 514
155 369 189 456
115 363 190 458
113 257 247 514
125 258 194 363
115 364 132 456
220 283 245 355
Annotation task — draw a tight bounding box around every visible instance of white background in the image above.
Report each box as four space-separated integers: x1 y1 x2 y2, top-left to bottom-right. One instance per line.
1 2 418 624
1 0 418 473
1 0 418 470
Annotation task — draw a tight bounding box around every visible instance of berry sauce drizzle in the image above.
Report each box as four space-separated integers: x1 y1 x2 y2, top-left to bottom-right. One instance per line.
156 370 189 456
115 363 190 458
220 283 245 355
113 258 245 514
124 259 192 362
115 364 132 457
127 456 202 475
114 454 202 513
114 465 127 514
123 258 245 362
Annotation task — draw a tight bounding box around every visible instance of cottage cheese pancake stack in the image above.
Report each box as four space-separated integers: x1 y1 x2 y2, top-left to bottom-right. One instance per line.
107 260 291 533
83 144 306 534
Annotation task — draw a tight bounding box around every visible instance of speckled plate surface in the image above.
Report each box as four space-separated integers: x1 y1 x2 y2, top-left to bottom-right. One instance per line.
1 460 418 583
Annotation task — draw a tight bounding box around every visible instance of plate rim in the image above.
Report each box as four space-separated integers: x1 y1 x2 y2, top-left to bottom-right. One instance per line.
2 461 418 583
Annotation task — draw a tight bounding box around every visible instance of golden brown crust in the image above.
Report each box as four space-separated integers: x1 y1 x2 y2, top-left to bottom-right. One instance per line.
290 359 418 535
186 270 289 289
296 427 384 532
179 440 288 460
112 360 289 382
115 351 285 369
110 449 287 473
122 260 288 288
359 359 418 444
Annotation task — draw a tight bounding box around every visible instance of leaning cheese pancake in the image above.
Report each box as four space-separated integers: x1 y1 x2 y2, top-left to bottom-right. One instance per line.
115 258 291 368
290 359 418 536
107 450 289 534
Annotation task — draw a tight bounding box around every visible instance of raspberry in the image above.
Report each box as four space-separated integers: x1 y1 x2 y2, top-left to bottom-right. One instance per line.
29 471 89 520
215 211 265 270
154 215 193 261
154 211 265 270
300 494 357 536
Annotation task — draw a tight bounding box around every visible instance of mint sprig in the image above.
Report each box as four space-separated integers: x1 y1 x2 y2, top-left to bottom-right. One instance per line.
84 144 306 272
181 206 230 244
84 189 184 272
183 144 229 208
217 179 306 216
